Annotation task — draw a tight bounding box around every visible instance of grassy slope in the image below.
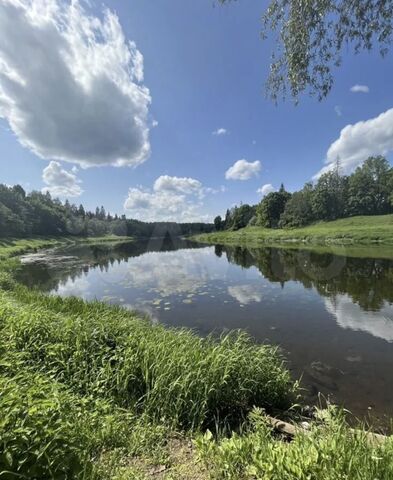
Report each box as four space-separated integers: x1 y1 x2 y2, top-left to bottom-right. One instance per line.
195 215 393 247
0 238 392 479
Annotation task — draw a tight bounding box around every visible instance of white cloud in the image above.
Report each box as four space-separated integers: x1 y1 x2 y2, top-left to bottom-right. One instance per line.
225 159 261 181
257 183 275 196
124 175 214 222
42 161 83 198
350 84 370 93
334 105 342 117
315 107 393 178
153 175 203 196
212 128 228 136
0 0 151 168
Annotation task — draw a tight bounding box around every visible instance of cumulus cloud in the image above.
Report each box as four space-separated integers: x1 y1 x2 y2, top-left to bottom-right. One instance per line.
42 161 83 198
350 84 370 93
225 159 261 181
124 175 214 222
257 183 275 196
315 107 393 178
0 0 151 168
154 175 203 196
212 128 228 136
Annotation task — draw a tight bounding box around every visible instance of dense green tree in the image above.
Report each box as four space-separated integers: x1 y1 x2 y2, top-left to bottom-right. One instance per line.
78 204 86 218
279 183 315 227
219 0 393 102
12 184 26 199
0 184 214 239
257 184 291 228
219 156 392 231
346 156 393 216
311 168 347 221
214 215 223 231
223 209 233 229
231 204 256 230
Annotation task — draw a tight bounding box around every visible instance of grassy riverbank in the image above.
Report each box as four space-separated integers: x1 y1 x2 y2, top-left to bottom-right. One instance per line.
0 235 132 259
194 214 393 247
1 238 393 478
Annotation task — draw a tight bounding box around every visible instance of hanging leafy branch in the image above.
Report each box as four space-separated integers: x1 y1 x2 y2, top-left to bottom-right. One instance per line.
219 0 393 101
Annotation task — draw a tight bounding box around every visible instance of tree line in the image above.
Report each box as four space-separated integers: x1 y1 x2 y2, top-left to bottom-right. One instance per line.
215 156 393 231
0 185 213 238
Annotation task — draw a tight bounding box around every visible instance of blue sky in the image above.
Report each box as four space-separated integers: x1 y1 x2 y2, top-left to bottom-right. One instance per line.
1 0 392 221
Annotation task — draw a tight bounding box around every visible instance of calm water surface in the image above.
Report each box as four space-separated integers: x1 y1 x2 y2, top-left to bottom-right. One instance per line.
18 238 393 425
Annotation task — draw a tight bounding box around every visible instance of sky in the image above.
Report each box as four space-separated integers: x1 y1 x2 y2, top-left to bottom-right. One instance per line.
0 0 393 222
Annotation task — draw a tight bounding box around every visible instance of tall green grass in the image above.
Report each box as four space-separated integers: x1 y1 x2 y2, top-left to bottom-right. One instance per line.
0 284 295 431
0 362 164 479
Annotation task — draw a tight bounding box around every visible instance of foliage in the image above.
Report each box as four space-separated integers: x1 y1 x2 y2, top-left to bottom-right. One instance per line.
0 365 170 479
214 215 224 231
218 156 393 232
347 156 393 216
197 406 393 479
311 167 348 221
278 183 315 227
256 184 291 228
223 205 257 231
220 0 393 102
0 184 213 239
0 372 89 479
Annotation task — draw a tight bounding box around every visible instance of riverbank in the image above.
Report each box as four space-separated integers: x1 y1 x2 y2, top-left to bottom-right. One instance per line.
1 239 392 478
0 235 132 259
194 214 393 247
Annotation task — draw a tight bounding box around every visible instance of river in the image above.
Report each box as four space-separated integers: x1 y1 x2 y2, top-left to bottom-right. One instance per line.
17 237 393 426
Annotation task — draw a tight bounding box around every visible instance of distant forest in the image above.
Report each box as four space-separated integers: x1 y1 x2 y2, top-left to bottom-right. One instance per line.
0 184 213 238
215 156 393 231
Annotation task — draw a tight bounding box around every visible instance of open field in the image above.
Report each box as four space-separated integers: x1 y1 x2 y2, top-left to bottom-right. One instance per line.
194 215 393 248
0 238 393 478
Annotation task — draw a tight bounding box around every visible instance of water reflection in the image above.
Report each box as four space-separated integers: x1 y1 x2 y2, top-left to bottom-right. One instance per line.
17 238 393 423
227 285 264 304
222 245 393 313
325 295 393 343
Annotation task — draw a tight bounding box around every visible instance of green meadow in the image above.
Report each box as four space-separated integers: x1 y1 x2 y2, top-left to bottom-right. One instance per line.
195 214 393 248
